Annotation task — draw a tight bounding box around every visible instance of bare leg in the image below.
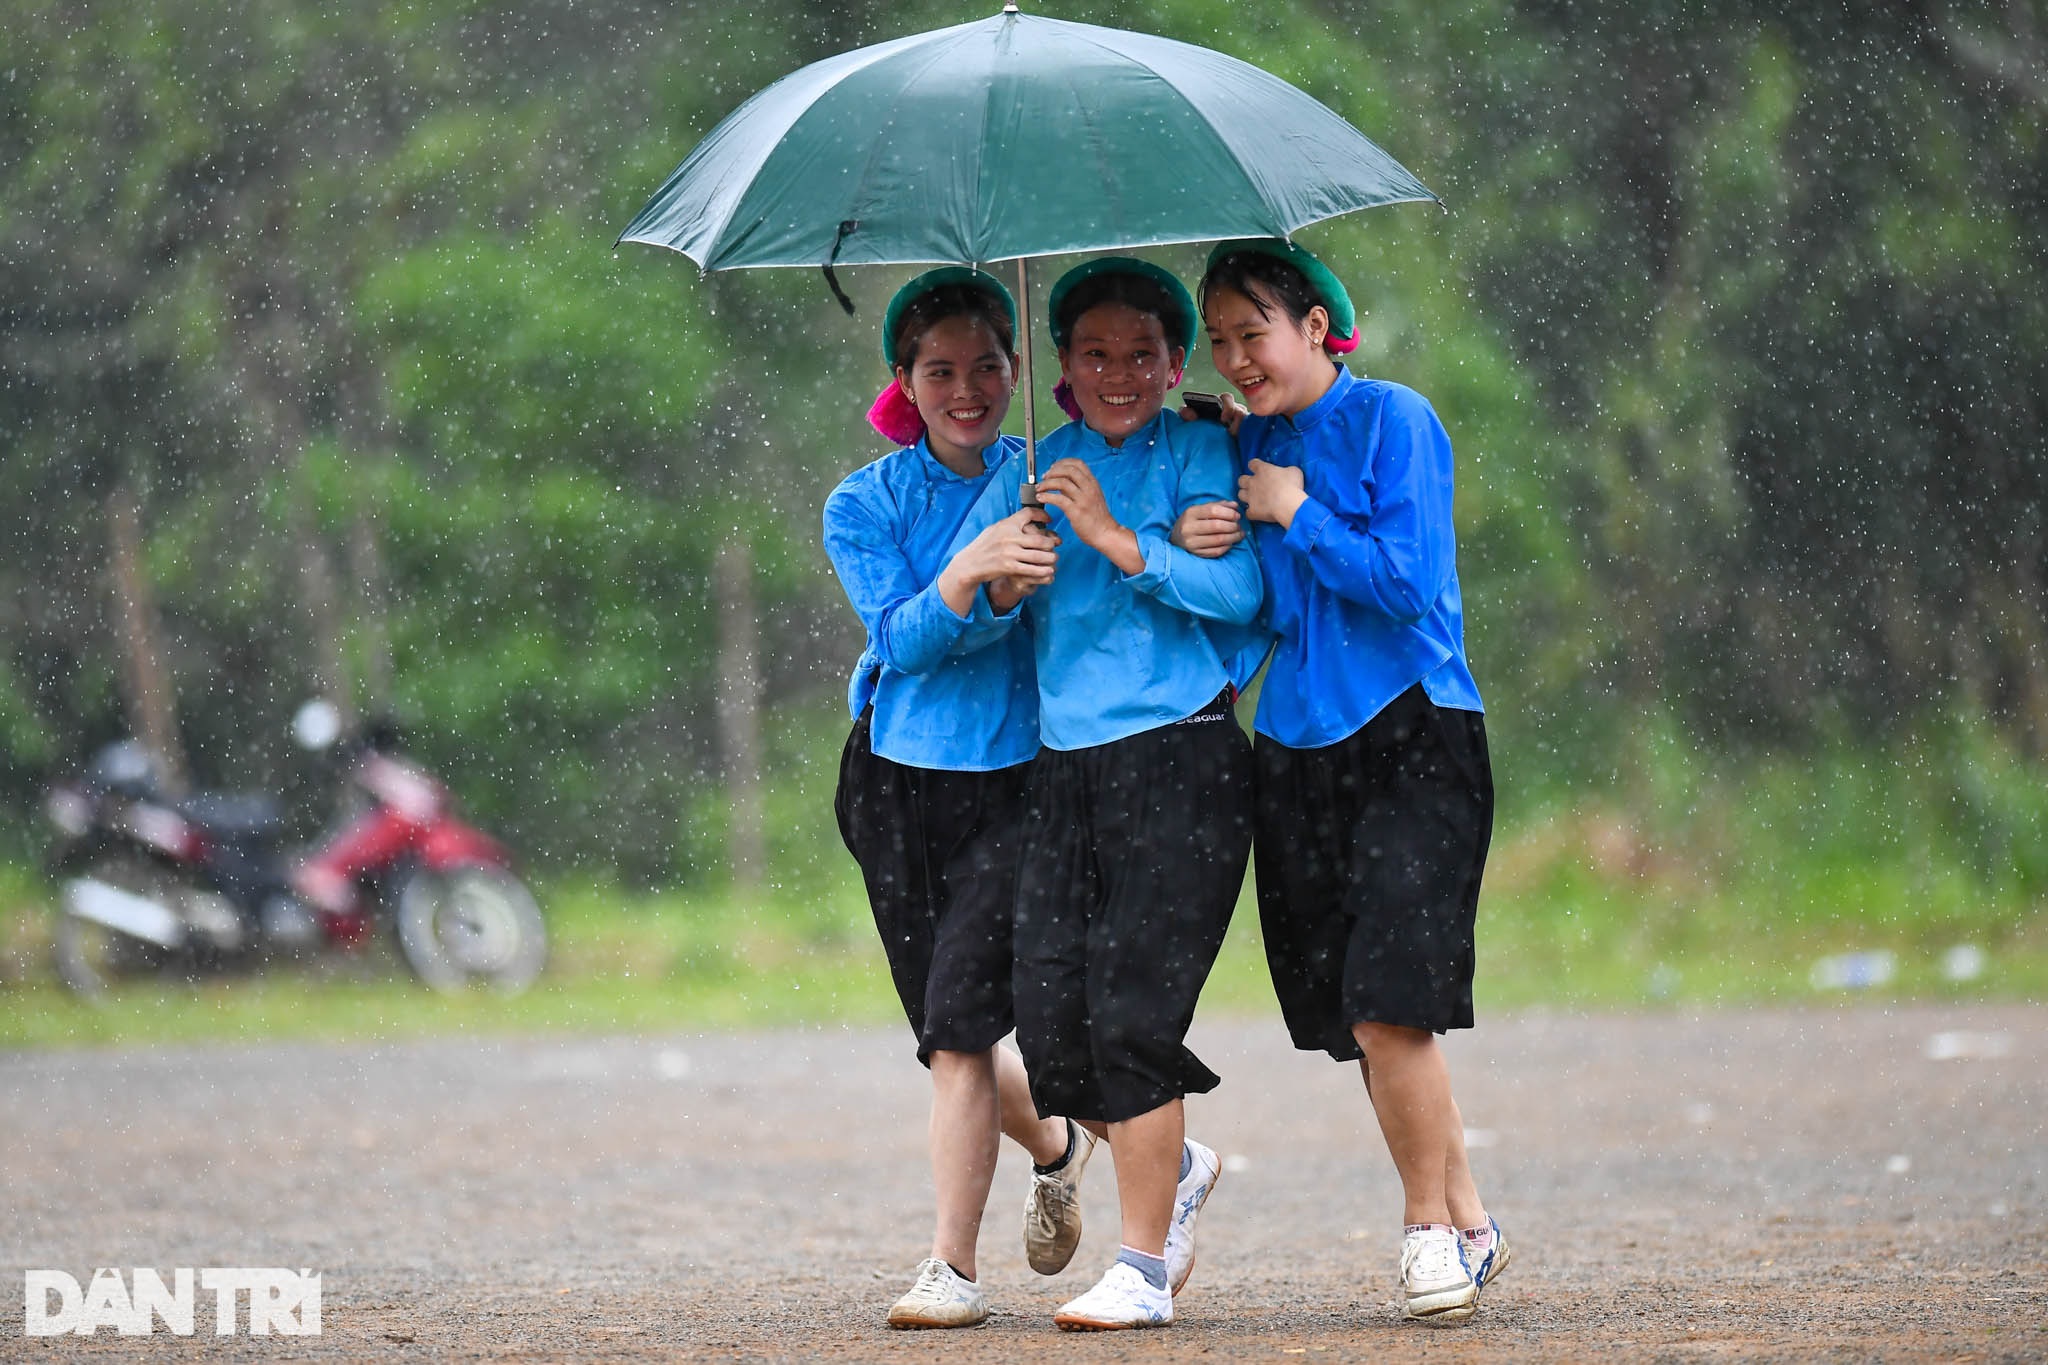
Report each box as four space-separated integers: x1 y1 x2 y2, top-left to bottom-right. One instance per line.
1441 1094 1484 1229
1105 1098 1183 1257
1353 1023 1485 1229
992 1044 1071 1165
928 1049 1001 1279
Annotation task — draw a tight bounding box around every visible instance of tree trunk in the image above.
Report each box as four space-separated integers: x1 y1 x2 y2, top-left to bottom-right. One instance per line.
107 482 188 792
349 483 393 711
713 538 766 893
1996 555 2048 759
287 461 351 719
230 323 353 722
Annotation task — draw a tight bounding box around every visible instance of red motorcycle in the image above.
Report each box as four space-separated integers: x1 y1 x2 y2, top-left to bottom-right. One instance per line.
44 703 546 998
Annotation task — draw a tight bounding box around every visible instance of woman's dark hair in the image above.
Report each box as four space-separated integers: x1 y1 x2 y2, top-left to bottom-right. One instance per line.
1053 272 1190 353
892 283 1016 370
1200 251 1323 332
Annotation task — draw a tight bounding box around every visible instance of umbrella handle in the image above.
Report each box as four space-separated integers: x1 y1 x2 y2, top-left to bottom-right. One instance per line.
1020 479 1049 534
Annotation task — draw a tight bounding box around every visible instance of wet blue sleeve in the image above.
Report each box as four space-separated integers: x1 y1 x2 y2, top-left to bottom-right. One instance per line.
821 485 973 676
1125 424 1262 624
946 461 1028 654
1281 389 1454 625
953 586 1024 652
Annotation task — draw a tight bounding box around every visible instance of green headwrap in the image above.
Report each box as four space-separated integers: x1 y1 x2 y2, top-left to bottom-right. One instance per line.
1204 238 1358 351
1046 256 1197 355
880 266 1017 368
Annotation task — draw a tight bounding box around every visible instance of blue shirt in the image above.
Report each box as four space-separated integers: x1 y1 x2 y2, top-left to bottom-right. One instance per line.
822 434 1039 771
1238 367 1482 748
978 412 1261 751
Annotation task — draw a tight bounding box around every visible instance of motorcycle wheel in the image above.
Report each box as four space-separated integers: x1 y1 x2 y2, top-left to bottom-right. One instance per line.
395 867 546 994
52 859 178 999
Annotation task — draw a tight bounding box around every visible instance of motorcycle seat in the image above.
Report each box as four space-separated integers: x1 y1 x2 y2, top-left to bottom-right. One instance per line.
178 792 285 837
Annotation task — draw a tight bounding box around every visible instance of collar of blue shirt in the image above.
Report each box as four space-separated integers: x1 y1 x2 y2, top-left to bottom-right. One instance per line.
1286 363 1358 434
1064 409 1169 457
914 432 1013 482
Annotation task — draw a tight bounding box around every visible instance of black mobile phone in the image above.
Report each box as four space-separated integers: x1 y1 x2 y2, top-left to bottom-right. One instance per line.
1182 390 1224 422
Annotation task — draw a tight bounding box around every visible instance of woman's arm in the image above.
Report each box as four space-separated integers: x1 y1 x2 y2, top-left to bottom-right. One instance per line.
822 491 981 677
945 512 1060 654
1123 426 1262 624
1035 458 1144 576
1243 389 1455 624
935 511 1060 615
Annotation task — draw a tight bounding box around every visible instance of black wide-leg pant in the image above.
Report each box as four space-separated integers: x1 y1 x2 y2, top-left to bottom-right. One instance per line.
835 711 1030 1065
1255 685 1494 1060
1013 703 1252 1123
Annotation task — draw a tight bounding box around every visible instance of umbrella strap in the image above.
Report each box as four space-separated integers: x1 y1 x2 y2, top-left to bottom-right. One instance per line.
822 219 859 315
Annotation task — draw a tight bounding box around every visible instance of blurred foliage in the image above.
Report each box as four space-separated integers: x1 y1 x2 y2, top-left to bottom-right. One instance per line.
2 0 2044 895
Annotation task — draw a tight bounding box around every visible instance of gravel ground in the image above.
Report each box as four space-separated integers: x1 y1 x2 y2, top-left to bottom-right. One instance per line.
3 1002 2043 1362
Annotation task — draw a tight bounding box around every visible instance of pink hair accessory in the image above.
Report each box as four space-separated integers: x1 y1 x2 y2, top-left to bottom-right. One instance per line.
1324 333 1360 355
1052 377 1083 422
868 381 926 446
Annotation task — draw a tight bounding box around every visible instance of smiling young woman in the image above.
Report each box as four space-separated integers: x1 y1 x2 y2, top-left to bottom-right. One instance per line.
958 256 1261 1332
822 267 1097 1331
1188 237 1513 1325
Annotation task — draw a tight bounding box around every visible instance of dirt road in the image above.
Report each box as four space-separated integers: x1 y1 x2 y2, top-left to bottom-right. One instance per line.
3 1003 2043 1361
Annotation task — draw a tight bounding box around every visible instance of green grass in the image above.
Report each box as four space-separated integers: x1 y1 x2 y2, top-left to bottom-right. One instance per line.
3 723 2043 1049
1473 712 2048 1009
0 873 1289 1050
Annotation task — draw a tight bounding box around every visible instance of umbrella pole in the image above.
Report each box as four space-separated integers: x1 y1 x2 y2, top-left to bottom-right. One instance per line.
1015 257 1043 515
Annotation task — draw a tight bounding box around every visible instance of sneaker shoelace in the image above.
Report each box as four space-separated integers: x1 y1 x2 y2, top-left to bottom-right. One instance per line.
1403 1233 1468 1288
906 1262 958 1304
1029 1171 1074 1231
1100 1263 1154 1299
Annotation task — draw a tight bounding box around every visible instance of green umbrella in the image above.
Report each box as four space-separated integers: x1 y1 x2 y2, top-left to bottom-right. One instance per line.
618 2 1438 481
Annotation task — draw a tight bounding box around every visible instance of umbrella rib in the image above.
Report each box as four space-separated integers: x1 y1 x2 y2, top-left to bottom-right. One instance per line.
1044 24 1266 230
846 30 988 265
1045 20 1438 236
623 18 989 265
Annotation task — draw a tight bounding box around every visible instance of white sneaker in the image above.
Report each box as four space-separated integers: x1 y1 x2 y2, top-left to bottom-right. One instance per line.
1465 1216 1512 1290
1400 1226 1478 1323
1165 1139 1221 1295
1024 1120 1099 1274
886 1258 989 1329
1053 1261 1172 1331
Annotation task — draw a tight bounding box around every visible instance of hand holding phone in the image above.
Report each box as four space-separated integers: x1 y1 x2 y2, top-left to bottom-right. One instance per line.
1181 390 1224 422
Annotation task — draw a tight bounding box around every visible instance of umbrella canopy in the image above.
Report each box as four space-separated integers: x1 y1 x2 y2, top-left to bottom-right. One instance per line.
617 5 1438 271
